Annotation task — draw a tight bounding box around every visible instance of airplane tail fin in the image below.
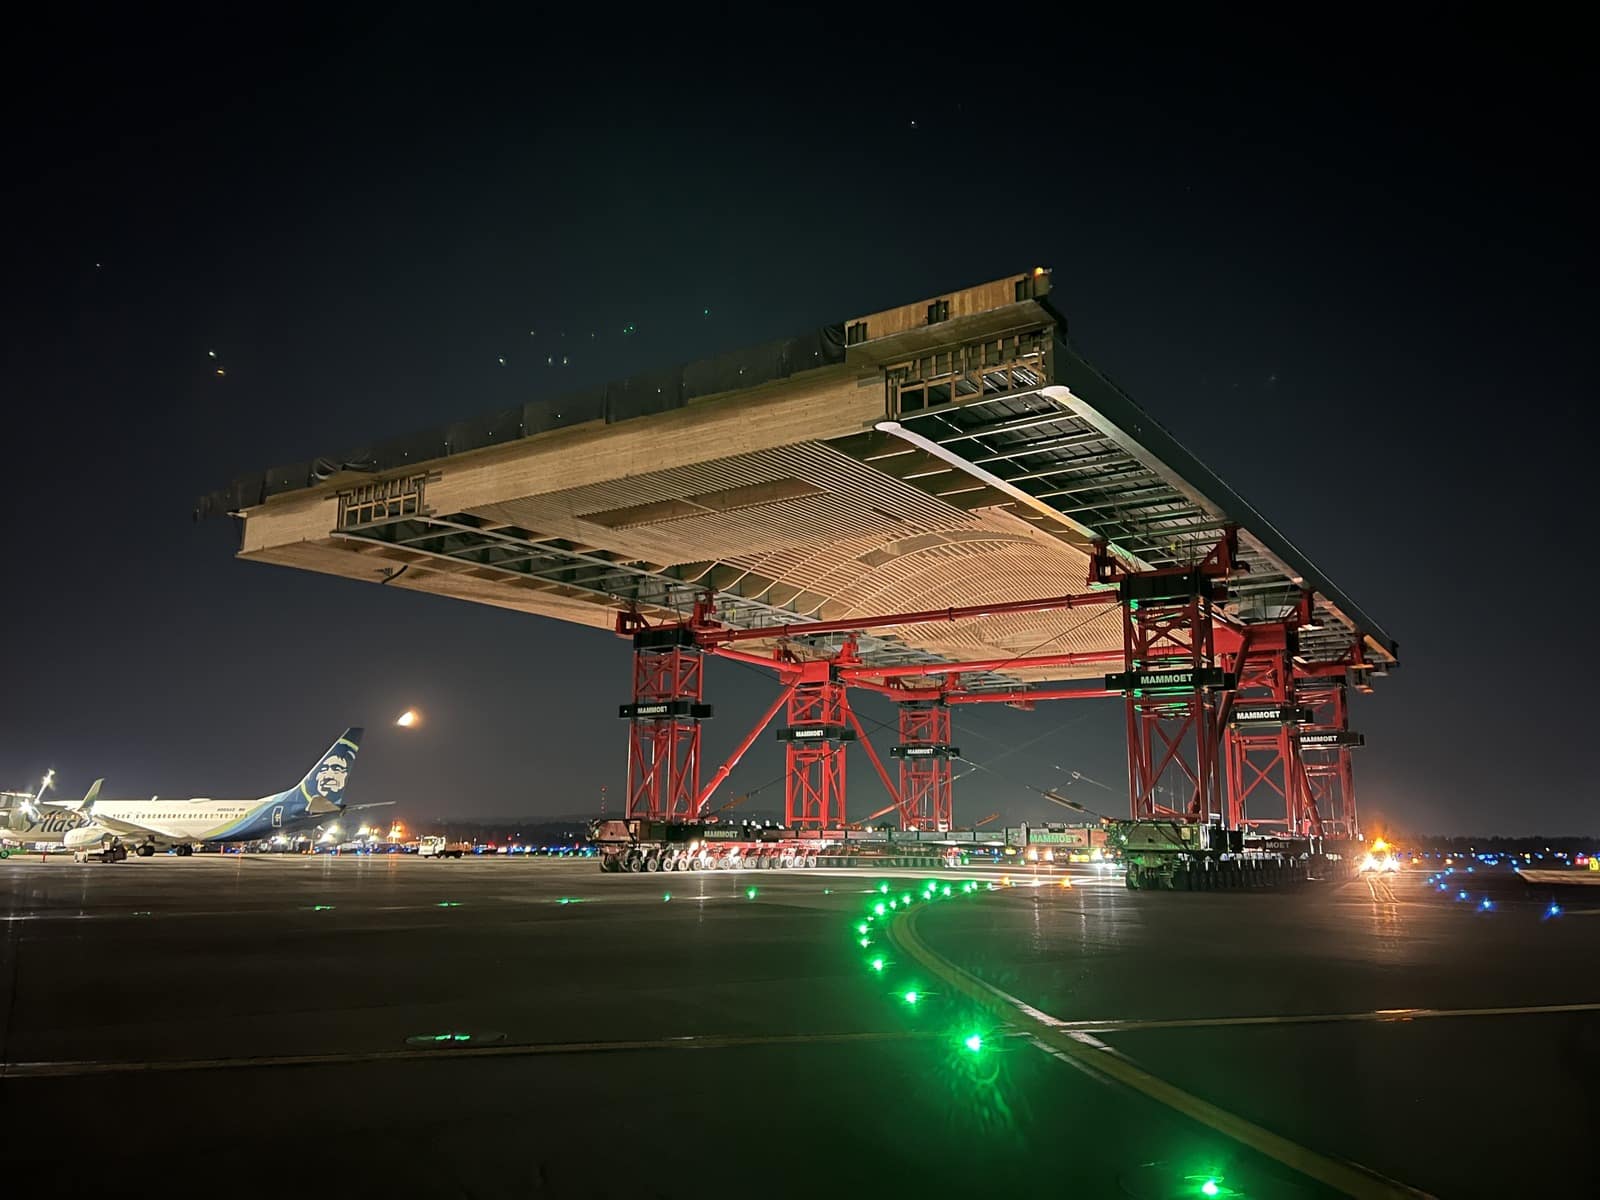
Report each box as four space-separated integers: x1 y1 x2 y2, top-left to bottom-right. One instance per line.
49 779 104 813
296 728 363 812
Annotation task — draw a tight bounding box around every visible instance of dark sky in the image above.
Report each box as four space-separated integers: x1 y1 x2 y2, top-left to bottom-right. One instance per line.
2 10 1589 836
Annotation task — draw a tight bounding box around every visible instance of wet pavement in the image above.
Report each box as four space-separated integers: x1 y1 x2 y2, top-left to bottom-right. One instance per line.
1 855 1592 1198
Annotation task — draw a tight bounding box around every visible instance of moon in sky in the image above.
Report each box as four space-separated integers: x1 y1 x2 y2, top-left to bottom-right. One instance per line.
396 709 420 728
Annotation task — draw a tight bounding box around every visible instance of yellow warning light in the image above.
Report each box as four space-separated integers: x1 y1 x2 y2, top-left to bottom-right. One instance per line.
1371 837 1389 853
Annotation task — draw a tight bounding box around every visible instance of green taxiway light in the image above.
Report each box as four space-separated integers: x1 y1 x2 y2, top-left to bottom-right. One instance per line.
878 882 889 893
870 958 884 972
662 894 671 902
746 887 758 900
312 905 334 911
901 893 912 904
941 886 951 897
856 922 869 934
1201 1181 1220 1198
888 900 898 909
436 901 461 908
964 1034 983 1052
902 991 919 1005
858 937 871 948
873 903 886 916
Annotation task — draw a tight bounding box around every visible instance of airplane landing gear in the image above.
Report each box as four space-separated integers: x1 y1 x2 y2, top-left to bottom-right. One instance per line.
175 844 194 857
137 844 155 858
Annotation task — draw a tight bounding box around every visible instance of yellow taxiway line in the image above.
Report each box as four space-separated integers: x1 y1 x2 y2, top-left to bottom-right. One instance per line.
892 903 1436 1199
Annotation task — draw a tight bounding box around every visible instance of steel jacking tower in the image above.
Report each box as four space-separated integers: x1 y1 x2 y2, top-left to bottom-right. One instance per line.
1219 621 1318 836
1094 535 1236 826
1297 679 1362 838
777 658 854 828
618 622 712 822
891 702 956 832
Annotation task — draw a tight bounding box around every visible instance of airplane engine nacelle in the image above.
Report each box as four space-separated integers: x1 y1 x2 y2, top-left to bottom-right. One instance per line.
62 825 110 849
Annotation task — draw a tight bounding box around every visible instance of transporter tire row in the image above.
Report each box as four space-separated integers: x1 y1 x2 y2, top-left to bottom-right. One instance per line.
1125 856 1309 892
602 848 821 873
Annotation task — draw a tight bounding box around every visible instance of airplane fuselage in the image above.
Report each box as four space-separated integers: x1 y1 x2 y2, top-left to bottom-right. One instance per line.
2 806 93 842
88 794 303 845
5 792 319 849
3 727 363 852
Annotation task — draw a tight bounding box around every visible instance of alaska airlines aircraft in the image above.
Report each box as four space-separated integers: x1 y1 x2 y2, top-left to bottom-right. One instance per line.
5 728 377 858
0 780 101 850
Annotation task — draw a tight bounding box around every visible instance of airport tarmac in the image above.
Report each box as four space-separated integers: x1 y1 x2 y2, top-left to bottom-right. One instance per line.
1 856 1594 1198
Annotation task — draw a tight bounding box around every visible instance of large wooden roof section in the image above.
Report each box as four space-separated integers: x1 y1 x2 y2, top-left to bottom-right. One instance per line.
213 271 1396 687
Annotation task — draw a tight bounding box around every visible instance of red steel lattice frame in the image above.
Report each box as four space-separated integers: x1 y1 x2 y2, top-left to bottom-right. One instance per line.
624 643 704 822
896 703 953 832
1122 584 1224 822
785 674 849 829
619 537 1378 839
1221 626 1321 836
1300 680 1358 838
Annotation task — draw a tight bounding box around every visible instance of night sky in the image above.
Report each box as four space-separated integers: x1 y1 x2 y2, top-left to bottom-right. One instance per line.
3 12 1588 836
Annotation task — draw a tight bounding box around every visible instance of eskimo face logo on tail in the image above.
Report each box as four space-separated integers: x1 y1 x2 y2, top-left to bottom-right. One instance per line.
314 753 351 799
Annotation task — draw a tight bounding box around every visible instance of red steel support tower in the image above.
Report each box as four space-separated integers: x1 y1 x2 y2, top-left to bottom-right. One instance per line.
1220 624 1320 835
619 625 711 821
778 659 852 828
1298 680 1361 838
891 702 956 831
1096 534 1238 824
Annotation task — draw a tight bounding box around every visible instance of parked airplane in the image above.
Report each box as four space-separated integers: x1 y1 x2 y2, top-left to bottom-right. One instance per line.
6 728 382 859
0 779 101 852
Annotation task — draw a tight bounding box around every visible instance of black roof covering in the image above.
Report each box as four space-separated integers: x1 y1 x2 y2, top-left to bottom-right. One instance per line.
196 325 848 520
